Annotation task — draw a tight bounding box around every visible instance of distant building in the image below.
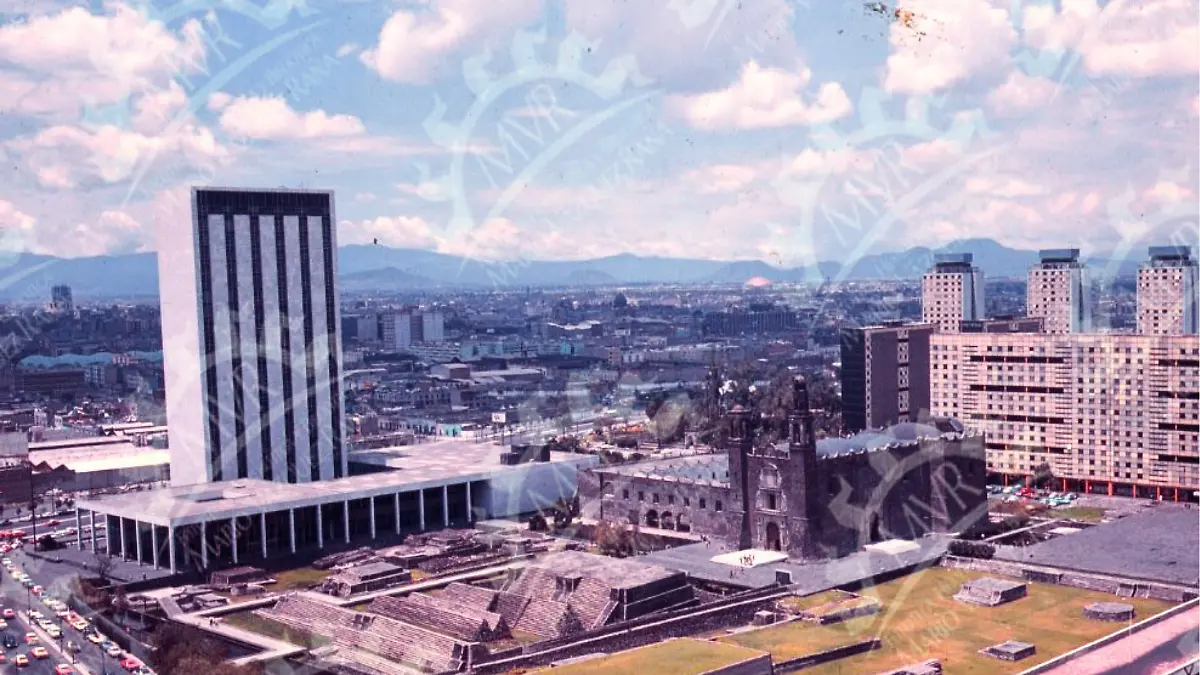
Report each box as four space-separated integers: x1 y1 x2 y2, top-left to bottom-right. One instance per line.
840 321 935 434
701 306 797 337
16 369 86 396
931 331 1200 499
959 316 1044 334
1027 249 1090 334
381 310 445 350
921 253 984 332
1137 246 1198 335
50 285 73 313
159 187 345 486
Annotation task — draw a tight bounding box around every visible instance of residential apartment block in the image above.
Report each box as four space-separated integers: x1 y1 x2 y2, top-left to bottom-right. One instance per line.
930 332 1200 499
1028 248 1091 334
921 253 984 333
840 321 935 433
1137 246 1199 336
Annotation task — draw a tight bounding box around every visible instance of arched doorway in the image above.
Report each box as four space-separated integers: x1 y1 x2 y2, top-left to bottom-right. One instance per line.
645 510 659 528
661 512 675 530
765 522 781 551
870 513 882 543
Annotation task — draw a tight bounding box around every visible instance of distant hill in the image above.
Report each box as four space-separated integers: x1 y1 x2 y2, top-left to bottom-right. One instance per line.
0 238 1148 299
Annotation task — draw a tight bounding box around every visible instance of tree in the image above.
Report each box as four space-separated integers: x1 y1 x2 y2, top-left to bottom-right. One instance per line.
527 513 548 532
151 623 262 674
94 553 115 584
592 520 633 558
1032 462 1055 489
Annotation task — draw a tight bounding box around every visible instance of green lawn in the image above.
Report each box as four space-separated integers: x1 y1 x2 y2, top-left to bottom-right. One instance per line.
223 610 332 650
721 567 1176 675
1052 506 1107 523
776 590 844 614
531 638 767 675
269 567 329 592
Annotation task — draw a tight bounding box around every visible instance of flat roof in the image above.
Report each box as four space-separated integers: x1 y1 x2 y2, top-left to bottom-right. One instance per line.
529 550 679 589
77 439 596 526
1016 505 1199 586
33 441 168 473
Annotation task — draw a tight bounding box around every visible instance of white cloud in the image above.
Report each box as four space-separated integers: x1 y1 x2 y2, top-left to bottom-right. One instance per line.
965 176 1047 197
6 122 228 189
783 148 874 176
682 164 760 193
206 92 233 112
986 70 1057 115
884 0 1016 94
669 61 852 130
1143 180 1193 205
0 4 205 121
0 200 38 254
336 43 359 58
339 215 440 249
354 192 376 202
360 0 539 84
218 97 366 140
1023 0 1199 77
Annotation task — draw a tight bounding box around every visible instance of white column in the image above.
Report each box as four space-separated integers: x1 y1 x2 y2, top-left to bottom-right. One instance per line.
418 490 425 531
393 493 401 535
200 521 208 569
369 497 377 540
231 517 239 565
151 526 159 570
442 485 449 527
343 500 351 544
134 521 144 566
260 512 268 560
89 511 96 553
288 509 297 554
75 510 83 550
465 482 473 523
168 526 176 574
316 504 324 549
119 518 127 560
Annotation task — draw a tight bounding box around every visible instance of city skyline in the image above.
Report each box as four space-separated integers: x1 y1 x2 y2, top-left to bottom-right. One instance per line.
0 1 1194 266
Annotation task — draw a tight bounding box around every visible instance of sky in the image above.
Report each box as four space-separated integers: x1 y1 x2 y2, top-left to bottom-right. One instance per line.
0 0 1196 269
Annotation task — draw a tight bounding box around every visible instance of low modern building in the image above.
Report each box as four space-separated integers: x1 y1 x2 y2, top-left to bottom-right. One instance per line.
74 439 595 574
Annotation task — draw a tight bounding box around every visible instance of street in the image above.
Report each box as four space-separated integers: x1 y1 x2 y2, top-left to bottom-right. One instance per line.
0 548 143 675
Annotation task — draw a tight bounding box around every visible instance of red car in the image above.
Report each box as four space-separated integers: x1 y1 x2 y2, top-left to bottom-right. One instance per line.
55 665 74 674
43 520 59 527
121 658 141 671
2 608 13 619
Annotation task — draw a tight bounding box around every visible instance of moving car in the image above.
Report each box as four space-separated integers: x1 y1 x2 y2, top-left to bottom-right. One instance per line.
121 657 142 671
14 653 27 667
1 608 12 619
24 632 37 645
86 633 104 645
106 645 123 658
30 646 48 659
56 665 74 675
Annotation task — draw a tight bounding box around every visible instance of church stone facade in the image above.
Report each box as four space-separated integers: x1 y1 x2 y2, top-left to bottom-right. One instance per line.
583 376 988 560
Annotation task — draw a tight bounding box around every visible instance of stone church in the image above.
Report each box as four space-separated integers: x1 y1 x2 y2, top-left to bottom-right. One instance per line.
583 376 987 560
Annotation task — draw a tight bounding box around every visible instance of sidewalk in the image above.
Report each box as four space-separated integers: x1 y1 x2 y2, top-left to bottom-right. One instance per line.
173 612 304 665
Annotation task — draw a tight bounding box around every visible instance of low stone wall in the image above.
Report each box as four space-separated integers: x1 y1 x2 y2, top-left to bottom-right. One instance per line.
805 600 881 626
773 638 883 673
700 652 773 675
940 556 1198 603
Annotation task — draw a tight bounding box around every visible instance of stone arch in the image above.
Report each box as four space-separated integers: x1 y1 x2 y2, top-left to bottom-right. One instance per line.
660 512 675 530
645 510 659 528
766 522 782 551
759 463 782 489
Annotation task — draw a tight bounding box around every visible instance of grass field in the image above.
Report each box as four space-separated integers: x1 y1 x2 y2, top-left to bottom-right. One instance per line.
269 567 329 592
720 567 1176 675
776 590 844 614
223 609 332 649
531 638 767 675
1052 506 1107 523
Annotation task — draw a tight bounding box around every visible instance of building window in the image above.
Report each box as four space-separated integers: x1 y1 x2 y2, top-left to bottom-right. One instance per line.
715 500 723 512
767 493 777 511
699 498 707 510
652 493 660 504
668 495 675 506
622 489 629 500
684 497 690 507
638 491 644 502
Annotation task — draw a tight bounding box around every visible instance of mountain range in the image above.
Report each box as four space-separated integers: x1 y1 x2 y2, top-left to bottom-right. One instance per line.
0 238 1144 300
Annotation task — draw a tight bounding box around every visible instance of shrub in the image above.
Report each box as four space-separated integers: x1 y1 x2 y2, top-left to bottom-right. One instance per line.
949 540 996 559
